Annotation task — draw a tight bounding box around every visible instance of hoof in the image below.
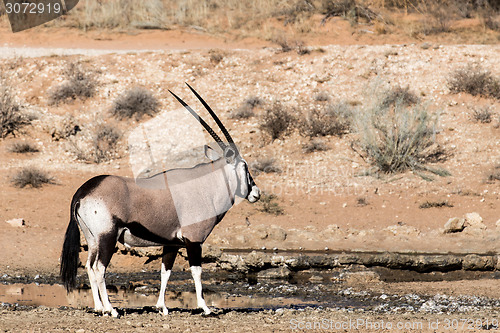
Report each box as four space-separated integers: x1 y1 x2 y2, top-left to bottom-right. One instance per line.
103 308 119 318
156 306 169 316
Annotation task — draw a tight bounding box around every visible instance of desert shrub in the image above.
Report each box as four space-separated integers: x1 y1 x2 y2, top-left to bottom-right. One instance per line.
419 2 455 34
419 200 453 209
303 138 329 153
472 106 492 123
272 35 294 53
48 62 97 105
258 193 284 215
244 96 264 108
11 167 54 188
208 49 225 65
260 102 295 141
321 0 381 26
356 197 369 206
314 91 330 102
230 96 264 119
487 165 500 182
111 86 160 120
0 82 30 138
230 104 254 119
250 157 281 175
49 115 81 141
353 93 448 180
71 124 121 163
8 141 39 153
299 102 352 137
448 63 500 100
77 0 168 30
380 85 419 109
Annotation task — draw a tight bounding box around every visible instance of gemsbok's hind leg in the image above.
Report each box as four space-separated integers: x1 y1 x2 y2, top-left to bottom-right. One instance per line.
86 249 104 313
93 235 118 317
156 247 178 315
186 241 211 315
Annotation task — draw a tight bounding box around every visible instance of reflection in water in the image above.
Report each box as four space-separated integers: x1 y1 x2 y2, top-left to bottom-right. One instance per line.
0 283 305 309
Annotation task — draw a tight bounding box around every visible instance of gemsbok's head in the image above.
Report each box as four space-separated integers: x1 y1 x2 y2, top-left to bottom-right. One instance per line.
169 83 261 204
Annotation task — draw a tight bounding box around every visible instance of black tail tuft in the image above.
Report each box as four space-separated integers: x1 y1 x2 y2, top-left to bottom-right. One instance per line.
60 201 80 292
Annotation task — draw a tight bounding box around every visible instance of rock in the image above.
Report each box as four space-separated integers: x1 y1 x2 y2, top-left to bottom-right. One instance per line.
496 219 500 229
443 217 465 233
268 226 287 241
5 218 25 227
309 275 323 282
134 285 158 293
256 266 291 279
344 271 380 284
464 212 486 230
245 251 266 269
462 254 494 270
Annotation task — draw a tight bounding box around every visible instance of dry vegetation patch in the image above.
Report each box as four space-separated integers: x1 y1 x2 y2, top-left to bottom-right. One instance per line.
0 81 30 138
48 62 97 105
448 63 500 100
111 86 160 120
10 167 54 188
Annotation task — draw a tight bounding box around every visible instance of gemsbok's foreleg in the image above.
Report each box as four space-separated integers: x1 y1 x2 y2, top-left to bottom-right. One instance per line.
156 247 178 315
186 241 211 315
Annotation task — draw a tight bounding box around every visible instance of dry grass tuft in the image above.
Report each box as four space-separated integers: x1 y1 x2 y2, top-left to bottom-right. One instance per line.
111 86 160 120
48 62 97 105
0 80 30 138
260 102 295 141
71 124 122 163
303 138 330 153
471 106 493 123
8 141 39 153
299 102 353 138
258 193 284 215
448 63 500 100
250 157 282 175
353 84 449 180
11 167 54 188
419 200 453 209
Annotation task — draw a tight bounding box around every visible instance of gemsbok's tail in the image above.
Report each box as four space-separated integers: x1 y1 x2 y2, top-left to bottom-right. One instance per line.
60 198 80 292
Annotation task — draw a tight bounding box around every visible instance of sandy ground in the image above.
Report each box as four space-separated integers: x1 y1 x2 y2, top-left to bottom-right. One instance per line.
0 12 499 331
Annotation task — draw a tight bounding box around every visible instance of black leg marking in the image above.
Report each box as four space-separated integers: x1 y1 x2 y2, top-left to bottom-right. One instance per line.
185 240 202 267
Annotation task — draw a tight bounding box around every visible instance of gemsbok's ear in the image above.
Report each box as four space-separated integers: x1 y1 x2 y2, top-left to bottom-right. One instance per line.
204 145 221 161
224 147 236 164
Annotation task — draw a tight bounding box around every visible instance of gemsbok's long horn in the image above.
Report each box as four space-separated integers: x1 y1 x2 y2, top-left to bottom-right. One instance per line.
185 83 237 150
168 89 227 151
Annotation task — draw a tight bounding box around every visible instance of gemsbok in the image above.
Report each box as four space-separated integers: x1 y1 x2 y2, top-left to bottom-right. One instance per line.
60 84 261 317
